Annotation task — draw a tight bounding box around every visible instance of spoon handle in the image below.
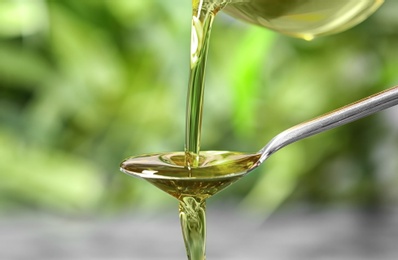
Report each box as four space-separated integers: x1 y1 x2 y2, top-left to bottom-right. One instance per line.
259 86 398 163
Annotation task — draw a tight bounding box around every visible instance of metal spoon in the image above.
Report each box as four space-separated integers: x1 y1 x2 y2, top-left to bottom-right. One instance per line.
121 86 398 183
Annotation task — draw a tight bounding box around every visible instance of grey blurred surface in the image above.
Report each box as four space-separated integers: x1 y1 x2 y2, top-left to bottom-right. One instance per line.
0 207 397 260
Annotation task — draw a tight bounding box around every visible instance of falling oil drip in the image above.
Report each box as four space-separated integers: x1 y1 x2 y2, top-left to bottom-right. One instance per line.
182 3 226 256
185 0 226 171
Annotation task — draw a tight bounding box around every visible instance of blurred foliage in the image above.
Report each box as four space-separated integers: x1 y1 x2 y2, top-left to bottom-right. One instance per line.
0 0 398 216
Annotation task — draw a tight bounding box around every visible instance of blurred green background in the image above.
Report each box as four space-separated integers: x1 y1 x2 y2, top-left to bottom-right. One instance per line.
1 0 397 216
